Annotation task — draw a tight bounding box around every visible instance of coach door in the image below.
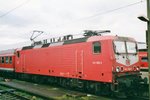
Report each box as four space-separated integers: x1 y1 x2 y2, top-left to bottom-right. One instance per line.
76 50 84 78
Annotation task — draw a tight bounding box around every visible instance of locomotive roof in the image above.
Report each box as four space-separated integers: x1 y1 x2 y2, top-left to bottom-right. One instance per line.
21 37 89 50
20 35 136 51
87 35 136 42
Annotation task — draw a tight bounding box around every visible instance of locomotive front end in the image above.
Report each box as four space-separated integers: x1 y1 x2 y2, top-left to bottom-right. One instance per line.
112 37 143 96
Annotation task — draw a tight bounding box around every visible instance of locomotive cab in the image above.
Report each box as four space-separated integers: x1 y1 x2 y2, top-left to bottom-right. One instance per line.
112 37 142 95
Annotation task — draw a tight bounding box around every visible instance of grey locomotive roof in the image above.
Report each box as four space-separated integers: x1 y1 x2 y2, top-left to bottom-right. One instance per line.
21 37 89 51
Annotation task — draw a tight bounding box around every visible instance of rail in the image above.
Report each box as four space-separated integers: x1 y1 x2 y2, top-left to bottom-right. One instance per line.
0 84 46 100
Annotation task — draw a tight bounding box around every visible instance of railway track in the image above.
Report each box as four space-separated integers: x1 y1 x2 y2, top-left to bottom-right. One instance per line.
0 79 112 100
134 96 149 100
0 79 149 100
126 96 149 100
0 84 46 100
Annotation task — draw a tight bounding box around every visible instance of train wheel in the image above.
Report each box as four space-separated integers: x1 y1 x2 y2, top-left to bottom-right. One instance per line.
94 83 101 95
85 81 94 93
68 79 74 89
32 75 39 83
62 79 66 87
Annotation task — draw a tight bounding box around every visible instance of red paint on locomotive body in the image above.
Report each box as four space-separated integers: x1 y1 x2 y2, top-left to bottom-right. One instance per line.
14 35 140 83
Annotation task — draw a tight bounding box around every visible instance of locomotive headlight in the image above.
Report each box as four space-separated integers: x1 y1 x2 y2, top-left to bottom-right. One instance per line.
133 66 138 71
136 66 140 71
120 66 124 72
116 67 120 72
133 66 136 71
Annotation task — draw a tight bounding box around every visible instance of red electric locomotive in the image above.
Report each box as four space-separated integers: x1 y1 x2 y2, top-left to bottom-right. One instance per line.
0 31 144 96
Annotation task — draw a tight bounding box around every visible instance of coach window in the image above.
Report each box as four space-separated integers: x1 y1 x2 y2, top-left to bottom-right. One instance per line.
9 57 12 64
141 57 148 62
1 57 4 63
0 57 1 63
93 42 101 54
5 56 9 64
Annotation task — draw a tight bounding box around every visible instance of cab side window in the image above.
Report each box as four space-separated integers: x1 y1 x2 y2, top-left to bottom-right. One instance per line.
93 42 101 54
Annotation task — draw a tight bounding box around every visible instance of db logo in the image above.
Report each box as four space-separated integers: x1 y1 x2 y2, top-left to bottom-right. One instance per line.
126 59 130 65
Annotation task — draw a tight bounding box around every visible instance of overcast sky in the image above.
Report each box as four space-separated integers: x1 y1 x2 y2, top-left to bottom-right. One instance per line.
0 0 147 50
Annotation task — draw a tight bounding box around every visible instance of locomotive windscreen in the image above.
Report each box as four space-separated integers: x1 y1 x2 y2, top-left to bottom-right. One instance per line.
114 41 137 54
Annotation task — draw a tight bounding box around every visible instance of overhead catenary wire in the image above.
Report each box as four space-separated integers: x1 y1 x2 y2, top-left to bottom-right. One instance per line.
57 0 146 27
41 0 146 42
0 0 30 18
0 0 145 24
0 0 146 40
83 0 146 20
